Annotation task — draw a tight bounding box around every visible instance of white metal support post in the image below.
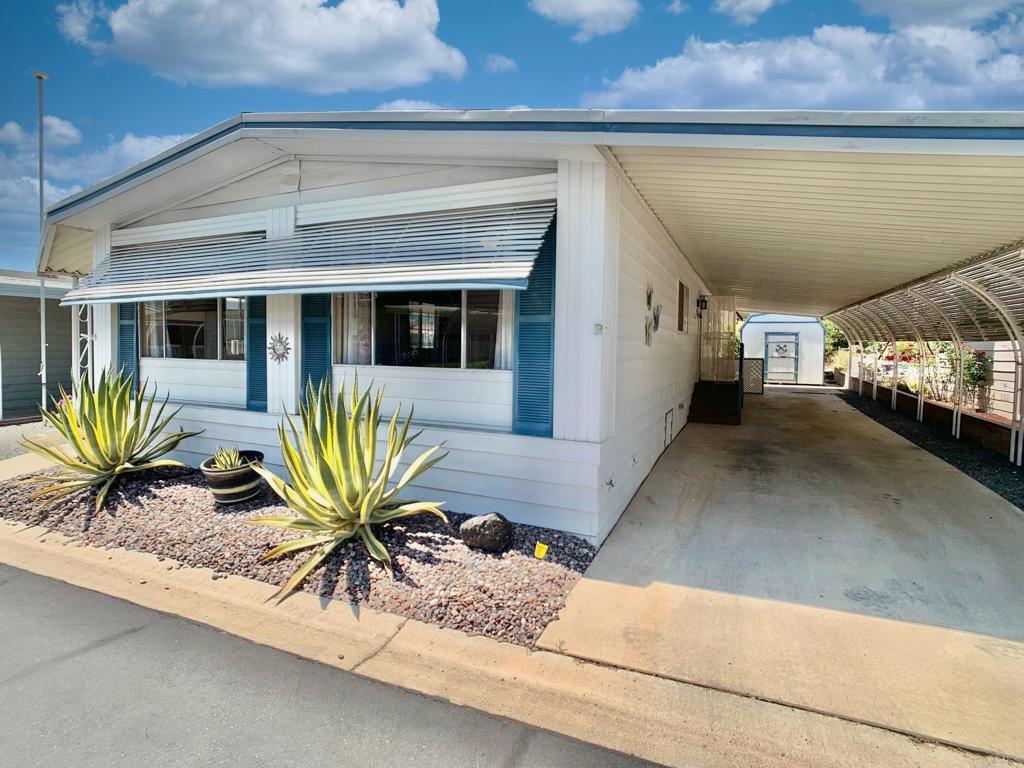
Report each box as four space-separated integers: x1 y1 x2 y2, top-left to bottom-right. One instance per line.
949 276 1024 465
981 263 1024 465
853 310 886 402
70 277 80 384
843 313 874 397
866 307 904 412
881 298 928 422
34 71 48 410
907 288 966 439
828 316 859 391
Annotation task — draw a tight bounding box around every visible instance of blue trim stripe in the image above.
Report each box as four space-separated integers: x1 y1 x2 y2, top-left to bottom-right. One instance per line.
46 118 1024 219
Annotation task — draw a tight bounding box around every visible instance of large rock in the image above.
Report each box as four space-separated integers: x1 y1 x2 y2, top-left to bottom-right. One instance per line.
459 513 513 552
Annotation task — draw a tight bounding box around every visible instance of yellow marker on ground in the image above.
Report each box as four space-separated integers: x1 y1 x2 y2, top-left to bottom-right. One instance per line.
534 541 548 559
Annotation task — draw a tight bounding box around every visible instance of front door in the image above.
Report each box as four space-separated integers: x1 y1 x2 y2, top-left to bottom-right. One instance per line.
765 333 799 384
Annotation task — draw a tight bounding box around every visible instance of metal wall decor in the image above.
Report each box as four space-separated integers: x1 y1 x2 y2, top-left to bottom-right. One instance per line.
268 332 291 363
643 282 662 346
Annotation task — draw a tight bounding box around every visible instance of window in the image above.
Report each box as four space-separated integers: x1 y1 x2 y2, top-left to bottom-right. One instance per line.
334 292 372 365
677 281 690 334
221 297 246 360
376 290 461 368
333 290 514 370
140 298 246 360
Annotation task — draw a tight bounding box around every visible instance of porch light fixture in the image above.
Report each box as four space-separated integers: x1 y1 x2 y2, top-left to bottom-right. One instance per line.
696 294 709 318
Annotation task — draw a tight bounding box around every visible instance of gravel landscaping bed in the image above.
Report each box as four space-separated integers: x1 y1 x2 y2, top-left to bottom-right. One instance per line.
837 390 1024 510
0 469 596 647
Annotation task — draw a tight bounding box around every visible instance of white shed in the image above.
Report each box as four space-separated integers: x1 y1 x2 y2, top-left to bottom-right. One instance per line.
741 314 825 386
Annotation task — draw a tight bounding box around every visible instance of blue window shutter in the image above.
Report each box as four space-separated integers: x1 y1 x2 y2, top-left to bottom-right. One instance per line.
246 296 267 412
117 302 138 391
301 294 332 395
513 221 555 437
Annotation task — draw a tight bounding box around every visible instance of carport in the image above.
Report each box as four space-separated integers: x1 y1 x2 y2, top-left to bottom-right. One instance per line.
546 115 1024 761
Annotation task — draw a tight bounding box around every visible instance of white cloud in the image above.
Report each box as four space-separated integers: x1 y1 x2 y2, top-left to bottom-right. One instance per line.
666 0 690 14
0 116 81 151
42 116 82 148
855 0 1022 28
56 0 105 49
375 99 444 110
0 121 185 269
483 53 518 73
586 20 1024 109
0 175 82 269
712 0 777 25
47 132 188 182
529 0 640 42
0 122 26 145
57 0 466 95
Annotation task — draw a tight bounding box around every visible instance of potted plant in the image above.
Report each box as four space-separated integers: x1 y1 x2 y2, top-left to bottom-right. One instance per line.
200 445 264 505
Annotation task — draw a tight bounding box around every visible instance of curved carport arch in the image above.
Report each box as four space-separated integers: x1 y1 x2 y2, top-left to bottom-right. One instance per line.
826 244 1024 464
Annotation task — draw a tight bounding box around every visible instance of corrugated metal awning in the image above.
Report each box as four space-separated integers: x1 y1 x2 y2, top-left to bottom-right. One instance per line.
64 200 556 305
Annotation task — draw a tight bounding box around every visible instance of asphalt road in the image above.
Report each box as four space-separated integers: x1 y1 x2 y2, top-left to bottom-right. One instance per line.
0 564 659 768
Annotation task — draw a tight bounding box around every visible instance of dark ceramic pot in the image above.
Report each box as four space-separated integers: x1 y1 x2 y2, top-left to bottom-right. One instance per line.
200 450 264 505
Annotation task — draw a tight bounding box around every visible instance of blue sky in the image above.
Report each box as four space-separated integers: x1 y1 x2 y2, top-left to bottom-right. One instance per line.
2 0 1024 269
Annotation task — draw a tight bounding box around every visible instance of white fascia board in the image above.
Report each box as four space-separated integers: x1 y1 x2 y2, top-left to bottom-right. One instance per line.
603 132 1024 156
240 109 1024 128
242 127 602 160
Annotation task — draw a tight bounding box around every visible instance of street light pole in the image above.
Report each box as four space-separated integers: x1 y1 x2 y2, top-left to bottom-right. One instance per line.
34 71 49 410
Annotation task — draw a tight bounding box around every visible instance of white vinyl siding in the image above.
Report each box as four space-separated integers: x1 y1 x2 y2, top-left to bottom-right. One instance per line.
139 358 245 408
595 172 708 542
332 365 513 431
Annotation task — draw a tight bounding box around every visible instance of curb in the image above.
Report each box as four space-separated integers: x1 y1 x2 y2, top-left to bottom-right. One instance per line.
0 521 1015 768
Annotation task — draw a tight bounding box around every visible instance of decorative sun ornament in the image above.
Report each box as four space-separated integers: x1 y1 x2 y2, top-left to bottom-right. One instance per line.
268 333 291 363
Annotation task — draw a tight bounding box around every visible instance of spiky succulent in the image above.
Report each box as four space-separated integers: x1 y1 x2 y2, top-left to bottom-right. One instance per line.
21 367 202 511
248 378 447 598
212 445 244 470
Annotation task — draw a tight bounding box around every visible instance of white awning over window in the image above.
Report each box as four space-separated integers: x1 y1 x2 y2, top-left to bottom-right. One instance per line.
64 200 556 305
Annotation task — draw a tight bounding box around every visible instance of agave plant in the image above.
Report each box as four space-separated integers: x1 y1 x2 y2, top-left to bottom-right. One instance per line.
249 379 447 598
21 367 202 511
212 445 245 470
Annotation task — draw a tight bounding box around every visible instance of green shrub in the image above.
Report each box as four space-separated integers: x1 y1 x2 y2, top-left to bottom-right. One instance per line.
249 379 447 599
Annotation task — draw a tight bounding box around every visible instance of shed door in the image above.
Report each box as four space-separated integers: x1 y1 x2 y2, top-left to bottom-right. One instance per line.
765 333 799 383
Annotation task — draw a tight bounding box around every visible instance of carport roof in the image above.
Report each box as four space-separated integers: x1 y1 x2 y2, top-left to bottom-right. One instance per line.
37 109 1024 321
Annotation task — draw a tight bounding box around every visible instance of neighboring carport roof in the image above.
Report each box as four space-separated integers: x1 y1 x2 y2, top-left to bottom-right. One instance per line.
37 109 1024 320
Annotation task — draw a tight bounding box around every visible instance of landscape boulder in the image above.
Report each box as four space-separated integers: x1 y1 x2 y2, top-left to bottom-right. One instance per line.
459 512 514 552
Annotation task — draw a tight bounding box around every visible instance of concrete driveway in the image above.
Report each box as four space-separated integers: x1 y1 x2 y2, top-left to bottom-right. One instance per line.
539 388 1024 761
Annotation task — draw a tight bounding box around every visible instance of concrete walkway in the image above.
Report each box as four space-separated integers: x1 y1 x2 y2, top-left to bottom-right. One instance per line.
539 388 1024 760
